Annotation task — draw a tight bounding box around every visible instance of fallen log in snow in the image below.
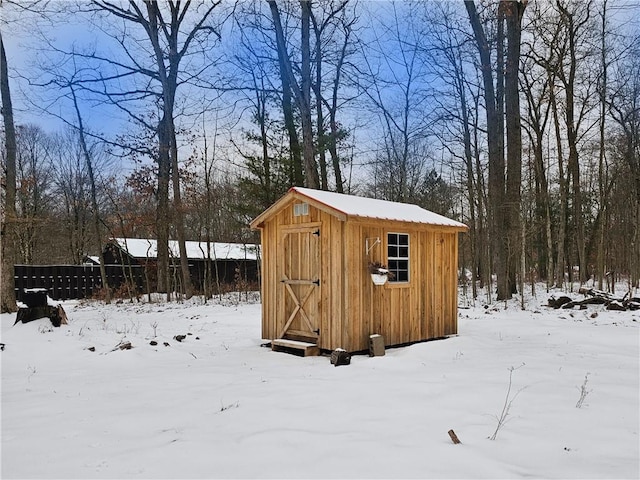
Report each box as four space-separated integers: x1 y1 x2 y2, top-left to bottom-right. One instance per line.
549 288 637 311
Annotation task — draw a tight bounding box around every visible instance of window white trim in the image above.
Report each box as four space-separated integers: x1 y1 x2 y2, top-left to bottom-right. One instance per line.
387 232 409 282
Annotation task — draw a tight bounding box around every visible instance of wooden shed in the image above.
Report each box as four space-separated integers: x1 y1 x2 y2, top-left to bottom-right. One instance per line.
250 187 468 355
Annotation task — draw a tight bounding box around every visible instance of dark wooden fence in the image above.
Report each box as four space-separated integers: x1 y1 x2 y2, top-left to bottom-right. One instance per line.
14 260 259 301
14 264 144 301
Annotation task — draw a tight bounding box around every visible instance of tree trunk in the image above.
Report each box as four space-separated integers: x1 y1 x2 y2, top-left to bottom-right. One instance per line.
143 0 209 299
596 0 609 289
558 1 588 284
257 88 271 199
69 83 110 303
312 18 327 190
166 115 194 299
529 112 552 287
299 0 320 189
0 31 17 312
463 113 478 300
268 0 304 186
465 0 509 300
454 48 478 298
550 79 568 288
472 101 491 295
156 117 171 295
327 34 347 193
504 0 526 295
634 203 640 290
310 3 351 193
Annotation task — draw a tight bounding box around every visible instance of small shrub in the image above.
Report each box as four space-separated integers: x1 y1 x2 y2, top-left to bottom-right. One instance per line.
490 363 526 441
91 287 113 301
220 400 239 412
575 373 592 408
112 282 140 302
27 365 37 383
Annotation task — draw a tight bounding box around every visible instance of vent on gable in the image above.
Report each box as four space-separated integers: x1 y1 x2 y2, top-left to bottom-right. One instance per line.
293 203 309 216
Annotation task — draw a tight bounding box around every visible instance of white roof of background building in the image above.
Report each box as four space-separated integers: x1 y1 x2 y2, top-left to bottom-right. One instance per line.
291 187 468 229
111 238 259 261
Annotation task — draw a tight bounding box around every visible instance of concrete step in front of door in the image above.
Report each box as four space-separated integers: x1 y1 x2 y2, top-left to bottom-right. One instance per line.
271 338 320 357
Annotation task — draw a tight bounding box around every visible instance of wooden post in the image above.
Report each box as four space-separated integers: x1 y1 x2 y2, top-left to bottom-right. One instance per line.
448 429 461 444
369 334 385 356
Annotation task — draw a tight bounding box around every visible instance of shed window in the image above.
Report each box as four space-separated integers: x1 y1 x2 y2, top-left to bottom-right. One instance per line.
293 203 309 216
387 233 409 282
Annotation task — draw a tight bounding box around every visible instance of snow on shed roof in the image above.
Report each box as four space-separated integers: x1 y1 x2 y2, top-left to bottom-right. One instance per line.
290 187 468 229
111 238 259 260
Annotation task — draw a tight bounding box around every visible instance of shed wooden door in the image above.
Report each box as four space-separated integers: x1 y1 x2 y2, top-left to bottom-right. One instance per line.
278 224 321 343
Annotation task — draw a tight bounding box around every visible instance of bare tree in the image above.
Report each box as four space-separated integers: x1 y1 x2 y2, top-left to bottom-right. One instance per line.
30 51 113 298
520 61 554 289
595 0 610 289
465 0 527 300
57 0 226 299
235 0 357 194
520 0 560 289
231 3 299 200
0 29 17 312
0 0 54 311
464 1 506 299
50 128 92 264
267 0 320 188
309 0 353 193
360 3 436 203
609 40 640 289
503 0 526 297
419 2 491 298
13 124 54 264
555 0 597 284
67 79 111 301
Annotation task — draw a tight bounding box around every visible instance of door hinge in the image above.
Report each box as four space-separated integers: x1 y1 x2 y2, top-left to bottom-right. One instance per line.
313 229 320 236
313 328 320 335
313 279 320 286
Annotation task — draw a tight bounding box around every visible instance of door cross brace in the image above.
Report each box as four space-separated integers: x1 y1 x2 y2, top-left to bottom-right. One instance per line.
279 275 317 338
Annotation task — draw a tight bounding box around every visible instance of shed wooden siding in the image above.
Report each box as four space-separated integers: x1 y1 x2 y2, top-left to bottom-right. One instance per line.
253 188 466 353
343 222 459 351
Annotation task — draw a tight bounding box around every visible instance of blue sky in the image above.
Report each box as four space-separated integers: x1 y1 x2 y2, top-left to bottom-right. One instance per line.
4 0 640 188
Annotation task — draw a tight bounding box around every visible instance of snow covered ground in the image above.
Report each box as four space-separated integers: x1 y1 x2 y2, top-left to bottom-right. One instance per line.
1 287 638 479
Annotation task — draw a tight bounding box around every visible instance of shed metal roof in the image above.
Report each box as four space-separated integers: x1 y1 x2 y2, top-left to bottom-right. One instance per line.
251 187 468 230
